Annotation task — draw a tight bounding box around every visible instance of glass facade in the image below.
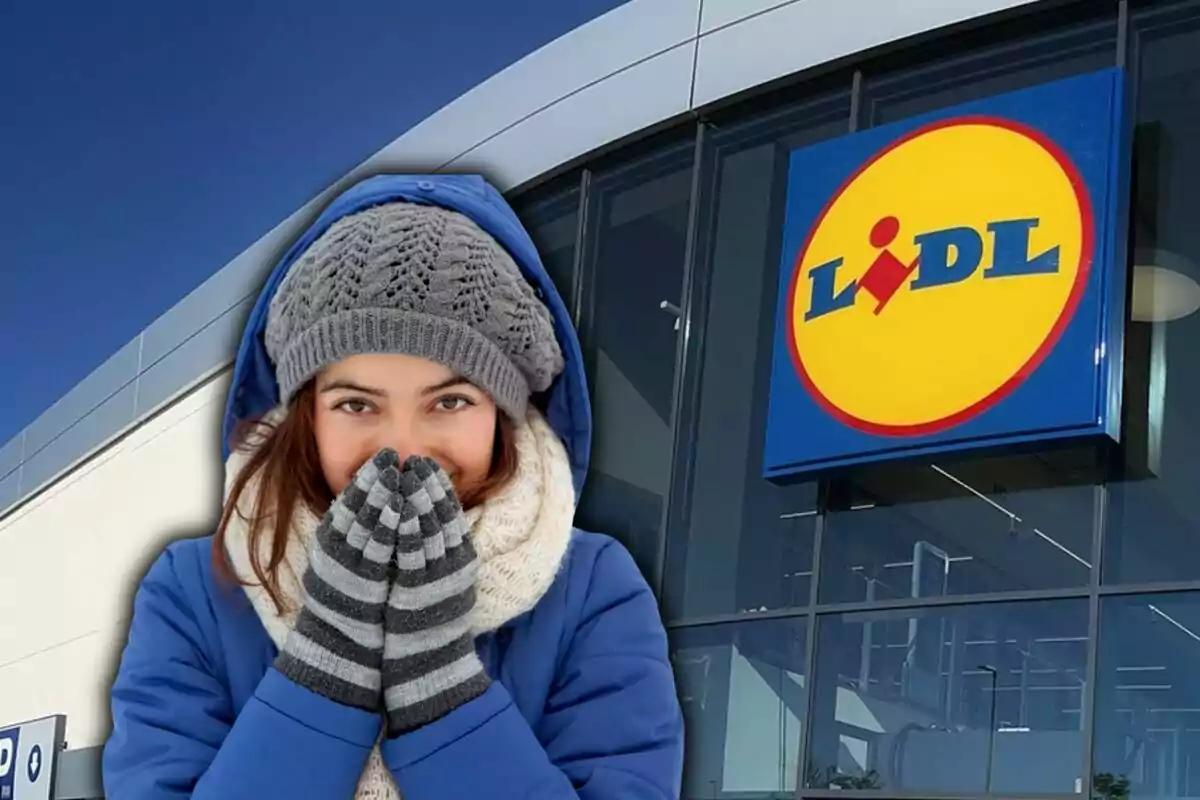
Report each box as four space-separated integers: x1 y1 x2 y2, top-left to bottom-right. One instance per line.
512 1 1200 797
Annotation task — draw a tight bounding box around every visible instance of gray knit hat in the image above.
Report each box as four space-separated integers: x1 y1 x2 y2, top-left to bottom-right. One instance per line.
263 201 564 420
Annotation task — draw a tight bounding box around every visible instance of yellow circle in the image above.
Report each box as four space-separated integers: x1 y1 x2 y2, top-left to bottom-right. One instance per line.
791 119 1090 433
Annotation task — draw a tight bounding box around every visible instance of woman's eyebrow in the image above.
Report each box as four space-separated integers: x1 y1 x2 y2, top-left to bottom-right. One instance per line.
421 377 473 396
319 380 385 396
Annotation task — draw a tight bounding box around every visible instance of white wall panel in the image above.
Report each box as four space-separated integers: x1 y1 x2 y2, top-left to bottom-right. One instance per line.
0 472 17 509
360 0 700 177
692 0 1044 108
0 374 229 748
444 42 695 191
698 0 788 35
22 339 139 458
0 435 23 480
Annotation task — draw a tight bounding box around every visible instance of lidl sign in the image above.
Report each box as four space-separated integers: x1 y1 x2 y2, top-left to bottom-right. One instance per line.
764 68 1131 478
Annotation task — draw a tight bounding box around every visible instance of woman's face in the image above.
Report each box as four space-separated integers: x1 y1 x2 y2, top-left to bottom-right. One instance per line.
312 353 498 497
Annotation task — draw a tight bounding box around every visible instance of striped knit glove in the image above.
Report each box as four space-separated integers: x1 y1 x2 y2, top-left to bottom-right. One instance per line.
276 448 403 711
383 455 491 737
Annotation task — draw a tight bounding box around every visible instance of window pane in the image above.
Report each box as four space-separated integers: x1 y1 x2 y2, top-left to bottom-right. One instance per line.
663 95 851 621
807 598 1089 794
577 146 693 580
1094 591 1200 800
820 453 1097 604
863 9 1118 126
1104 3 1200 586
671 617 808 799
513 183 580 315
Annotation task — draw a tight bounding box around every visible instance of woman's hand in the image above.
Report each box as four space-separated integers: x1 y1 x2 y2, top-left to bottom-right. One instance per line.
275 448 403 711
383 455 491 737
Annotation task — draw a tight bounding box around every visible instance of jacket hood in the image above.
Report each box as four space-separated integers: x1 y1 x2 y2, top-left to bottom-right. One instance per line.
221 173 592 496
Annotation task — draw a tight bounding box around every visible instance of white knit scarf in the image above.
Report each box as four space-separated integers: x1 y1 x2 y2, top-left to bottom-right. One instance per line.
221 406 577 799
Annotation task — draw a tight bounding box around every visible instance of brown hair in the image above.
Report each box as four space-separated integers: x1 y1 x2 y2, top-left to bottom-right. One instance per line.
211 380 520 615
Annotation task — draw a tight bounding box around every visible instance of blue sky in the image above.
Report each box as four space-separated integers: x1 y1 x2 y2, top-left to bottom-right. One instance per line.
0 0 626 446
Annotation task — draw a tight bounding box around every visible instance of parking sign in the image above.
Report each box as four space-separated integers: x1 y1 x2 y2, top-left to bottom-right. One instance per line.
0 716 64 800
0 727 17 800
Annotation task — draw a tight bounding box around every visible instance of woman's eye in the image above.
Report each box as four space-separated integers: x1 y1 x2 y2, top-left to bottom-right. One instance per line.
436 395 473 412
335 398 373 414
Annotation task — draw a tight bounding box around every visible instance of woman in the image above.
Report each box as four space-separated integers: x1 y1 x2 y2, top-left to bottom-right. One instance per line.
101 174 685 798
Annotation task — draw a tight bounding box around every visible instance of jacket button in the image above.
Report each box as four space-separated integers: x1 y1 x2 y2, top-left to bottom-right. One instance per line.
418 180 435 191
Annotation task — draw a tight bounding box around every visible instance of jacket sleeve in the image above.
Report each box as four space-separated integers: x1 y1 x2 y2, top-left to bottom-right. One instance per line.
380 537 685 798
102 542 383 799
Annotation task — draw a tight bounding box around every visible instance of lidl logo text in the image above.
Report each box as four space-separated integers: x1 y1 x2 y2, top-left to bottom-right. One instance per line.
805 215 1061 321
786 116 1093 436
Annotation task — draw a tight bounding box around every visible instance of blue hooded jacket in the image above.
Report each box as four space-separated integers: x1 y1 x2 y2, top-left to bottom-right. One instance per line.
101 174 685 799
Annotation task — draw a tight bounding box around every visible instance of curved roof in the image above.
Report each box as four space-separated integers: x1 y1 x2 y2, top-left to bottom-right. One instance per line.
0 0 1041 513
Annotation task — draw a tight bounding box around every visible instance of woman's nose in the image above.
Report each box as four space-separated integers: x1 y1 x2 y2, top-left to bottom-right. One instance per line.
373 417 429 465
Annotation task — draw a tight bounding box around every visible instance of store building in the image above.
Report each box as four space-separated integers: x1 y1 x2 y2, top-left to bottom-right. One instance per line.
3 0 1200 797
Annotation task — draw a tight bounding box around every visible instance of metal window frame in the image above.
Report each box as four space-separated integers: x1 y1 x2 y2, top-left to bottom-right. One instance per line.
501 1 1200 798
659 2 1133 798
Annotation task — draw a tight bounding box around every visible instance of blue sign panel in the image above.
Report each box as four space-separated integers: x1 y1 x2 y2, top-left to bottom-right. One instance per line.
763 68 1132 478
0 727 17 800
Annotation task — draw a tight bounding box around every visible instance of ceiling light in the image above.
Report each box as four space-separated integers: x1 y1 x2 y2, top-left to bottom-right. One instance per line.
1130 249 1200 323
